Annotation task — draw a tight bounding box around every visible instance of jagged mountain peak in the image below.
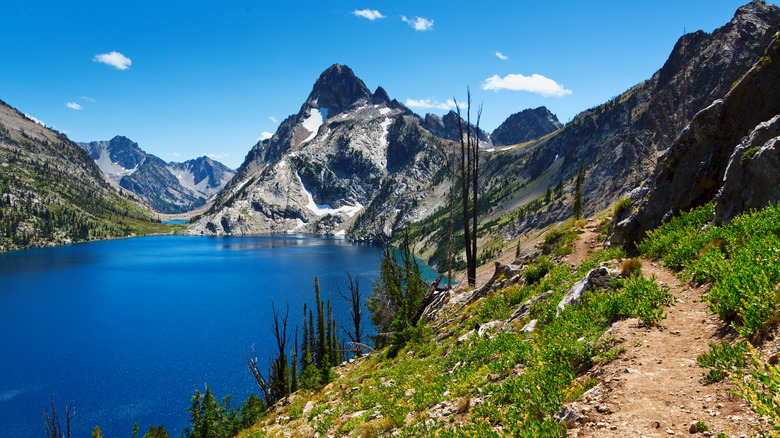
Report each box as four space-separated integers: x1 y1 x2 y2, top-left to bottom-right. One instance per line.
490 106 562 146
372 86 390 105
304 64 372 116
733 0 779 23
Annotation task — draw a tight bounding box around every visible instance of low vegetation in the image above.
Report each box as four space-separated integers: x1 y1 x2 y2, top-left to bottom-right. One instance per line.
639 202 780 435
236 245 674 437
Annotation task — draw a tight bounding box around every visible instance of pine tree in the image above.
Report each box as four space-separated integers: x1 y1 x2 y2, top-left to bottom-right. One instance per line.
290 330 298 393
308 309 315 365
300 303 309 370
315 277 326 370
91 426 103 438
133 423 139 438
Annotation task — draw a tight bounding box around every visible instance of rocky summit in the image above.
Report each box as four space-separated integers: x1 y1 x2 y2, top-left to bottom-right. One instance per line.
188 64 449 238
79 136 235 214
490 106 562 146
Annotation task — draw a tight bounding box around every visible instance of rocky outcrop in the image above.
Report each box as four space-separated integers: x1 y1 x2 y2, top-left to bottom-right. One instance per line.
490 106 562 146
715 115 780 223
612 34 780 247
79 136 235 213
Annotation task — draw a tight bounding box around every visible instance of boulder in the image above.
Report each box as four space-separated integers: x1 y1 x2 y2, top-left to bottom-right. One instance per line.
557 268 609 313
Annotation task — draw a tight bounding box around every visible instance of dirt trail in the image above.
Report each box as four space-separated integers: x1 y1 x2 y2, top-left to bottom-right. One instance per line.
567 218 602 266
564 234 765 436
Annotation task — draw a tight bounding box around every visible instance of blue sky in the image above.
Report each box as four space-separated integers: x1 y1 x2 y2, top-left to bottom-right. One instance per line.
1 0 772 169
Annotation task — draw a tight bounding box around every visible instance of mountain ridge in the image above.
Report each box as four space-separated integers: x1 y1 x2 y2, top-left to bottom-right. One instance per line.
78 135 235 214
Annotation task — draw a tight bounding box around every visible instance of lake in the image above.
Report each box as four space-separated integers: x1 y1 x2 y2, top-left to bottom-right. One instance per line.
0 235 440 437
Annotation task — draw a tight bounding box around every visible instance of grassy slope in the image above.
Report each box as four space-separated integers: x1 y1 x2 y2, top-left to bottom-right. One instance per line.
234 202 780 437
237 215 678 437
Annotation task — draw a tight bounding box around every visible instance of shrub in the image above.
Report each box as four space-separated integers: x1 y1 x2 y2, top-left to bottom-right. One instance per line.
619 259 642 278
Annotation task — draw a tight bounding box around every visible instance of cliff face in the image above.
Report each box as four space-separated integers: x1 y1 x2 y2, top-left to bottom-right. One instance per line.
612 34 780 247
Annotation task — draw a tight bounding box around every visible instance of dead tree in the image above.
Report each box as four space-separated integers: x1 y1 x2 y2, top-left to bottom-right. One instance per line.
454 88 481 286
246 300 291 407
336 270 364 357
43 394 74 438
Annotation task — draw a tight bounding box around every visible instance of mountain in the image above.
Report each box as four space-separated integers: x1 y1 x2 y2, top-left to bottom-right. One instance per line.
188 64 449 237
423 110 493 146
0 100 160 251
79 136 235 214
490 106 562 146
400 0 780 271
474 0 780 240
612 31 780 248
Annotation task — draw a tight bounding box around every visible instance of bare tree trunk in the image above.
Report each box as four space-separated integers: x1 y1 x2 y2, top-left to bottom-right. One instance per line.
455 99 474 287
470 99 482 287
44 394 74 438
336 270 363 357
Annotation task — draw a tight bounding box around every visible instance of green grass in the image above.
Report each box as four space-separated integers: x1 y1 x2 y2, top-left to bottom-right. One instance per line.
246 245 677 437
638 203 780 337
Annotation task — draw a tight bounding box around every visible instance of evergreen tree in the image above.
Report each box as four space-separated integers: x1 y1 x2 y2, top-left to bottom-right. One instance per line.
91 426 103 438
133 423 139 438
290 330 298 393
315 277 326 370
545 186 552 204
573 166 584 220
143 425 169 438
300 304 310 371
308 309 315 365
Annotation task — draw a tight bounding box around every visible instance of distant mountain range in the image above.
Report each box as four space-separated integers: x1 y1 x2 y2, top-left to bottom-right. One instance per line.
78 136 234 214
0 100 159 251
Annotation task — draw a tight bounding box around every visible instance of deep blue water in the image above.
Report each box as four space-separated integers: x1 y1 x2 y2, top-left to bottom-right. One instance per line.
0 235 439 437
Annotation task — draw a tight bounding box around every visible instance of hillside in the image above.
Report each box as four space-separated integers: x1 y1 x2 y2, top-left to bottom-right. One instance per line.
0 100 169 251
233 203 780 437
79 136 235 214
406 0 780 272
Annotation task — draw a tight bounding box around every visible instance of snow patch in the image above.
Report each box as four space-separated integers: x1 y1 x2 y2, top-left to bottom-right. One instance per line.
380 117 393 147
379 107 392 115
334 229 346 236
278 159 287 169
301 107 328 143
296 173 363 217
93 144 139 182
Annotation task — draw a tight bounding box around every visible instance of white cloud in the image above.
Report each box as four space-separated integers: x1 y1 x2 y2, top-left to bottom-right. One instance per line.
24 113 46 126
93 51 132 70
80 96 96 103
269 116 278 123
258 132 274 141
405 98 454 110
482 73 572 97
167 152 181 157
66 102 82 110
495 51 508 61
402 16 433 31
353 9 385 20
205 153 228 159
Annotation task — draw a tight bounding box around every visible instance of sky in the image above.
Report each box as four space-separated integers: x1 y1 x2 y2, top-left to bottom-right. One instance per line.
1 0 774 169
